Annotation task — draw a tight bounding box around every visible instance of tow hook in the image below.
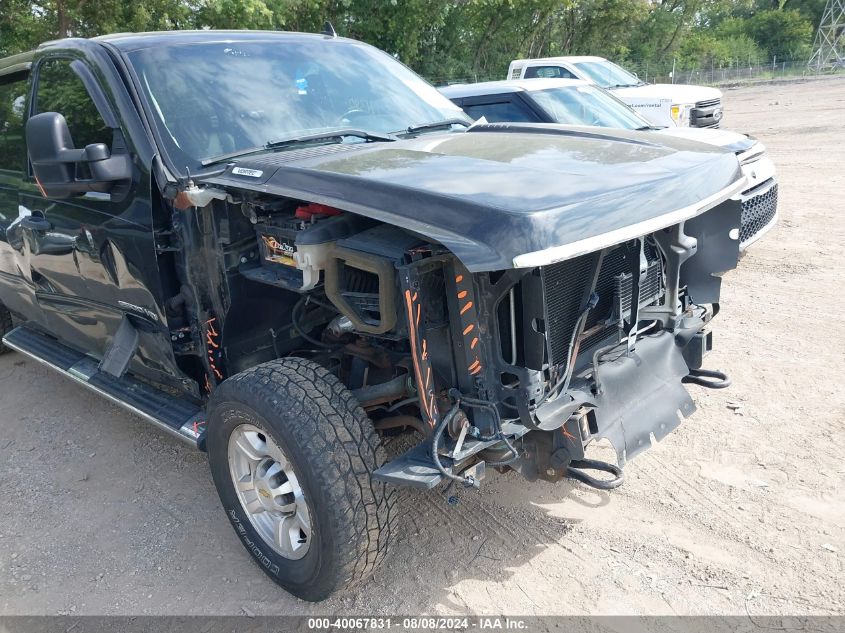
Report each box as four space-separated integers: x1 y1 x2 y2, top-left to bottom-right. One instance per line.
683 368 731 389
565 458 625 490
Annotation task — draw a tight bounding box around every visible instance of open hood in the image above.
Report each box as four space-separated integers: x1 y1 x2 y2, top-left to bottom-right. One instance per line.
203 126 745 271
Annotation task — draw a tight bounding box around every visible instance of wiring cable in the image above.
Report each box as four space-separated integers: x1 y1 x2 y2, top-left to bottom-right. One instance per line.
431 400 479 488
448 389 520 467
536 292 599 407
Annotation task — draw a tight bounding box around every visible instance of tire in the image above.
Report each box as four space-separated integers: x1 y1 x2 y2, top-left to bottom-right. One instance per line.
206 357 396 601
0 301 12 355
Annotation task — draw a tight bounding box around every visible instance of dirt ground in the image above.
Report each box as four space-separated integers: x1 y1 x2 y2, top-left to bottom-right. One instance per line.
0 77 843 618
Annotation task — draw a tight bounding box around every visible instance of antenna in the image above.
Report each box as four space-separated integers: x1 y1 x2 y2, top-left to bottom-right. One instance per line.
322 21 337 38
809 0 845 70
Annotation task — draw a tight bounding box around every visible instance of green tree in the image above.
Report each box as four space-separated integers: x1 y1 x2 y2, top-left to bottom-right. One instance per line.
0 0 820 80
746 8 813 58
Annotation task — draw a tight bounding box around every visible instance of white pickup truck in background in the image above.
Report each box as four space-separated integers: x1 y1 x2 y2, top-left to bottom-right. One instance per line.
508 56 724 129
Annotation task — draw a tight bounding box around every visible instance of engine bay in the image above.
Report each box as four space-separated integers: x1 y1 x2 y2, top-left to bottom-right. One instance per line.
161 180 739 490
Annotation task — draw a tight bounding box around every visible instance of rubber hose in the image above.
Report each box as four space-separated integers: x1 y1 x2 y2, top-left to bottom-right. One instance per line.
291 297 331 349
565 458 625 490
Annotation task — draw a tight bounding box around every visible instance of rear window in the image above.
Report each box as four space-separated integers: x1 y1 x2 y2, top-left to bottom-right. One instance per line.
524 66 575 80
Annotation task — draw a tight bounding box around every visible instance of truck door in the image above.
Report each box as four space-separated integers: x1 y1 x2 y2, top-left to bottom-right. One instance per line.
0 67 41 323
19 54 183 384
19 56 120 354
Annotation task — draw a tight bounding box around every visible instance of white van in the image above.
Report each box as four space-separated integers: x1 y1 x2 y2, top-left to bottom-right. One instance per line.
508 56 723 128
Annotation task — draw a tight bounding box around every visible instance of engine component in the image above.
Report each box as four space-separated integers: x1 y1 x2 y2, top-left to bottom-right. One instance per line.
326 315 355 337
372 415 429 436
352 375 409 407
325 245 398 334
247 205 369 292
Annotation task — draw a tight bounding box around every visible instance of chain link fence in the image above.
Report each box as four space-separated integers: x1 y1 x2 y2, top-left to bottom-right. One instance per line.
625 58 838 86
430 57 841 87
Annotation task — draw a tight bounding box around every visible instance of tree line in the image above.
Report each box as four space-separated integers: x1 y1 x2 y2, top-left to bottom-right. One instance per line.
1 0 825 81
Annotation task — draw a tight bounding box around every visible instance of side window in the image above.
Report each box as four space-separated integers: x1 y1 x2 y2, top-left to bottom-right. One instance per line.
463 100 538 123
0 73 28 172
524 66 575 80
35 58 110 149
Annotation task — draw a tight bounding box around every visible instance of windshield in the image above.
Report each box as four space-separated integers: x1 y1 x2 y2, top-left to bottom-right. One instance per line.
126 38 470 172
573 60 642 89
529 85 652 130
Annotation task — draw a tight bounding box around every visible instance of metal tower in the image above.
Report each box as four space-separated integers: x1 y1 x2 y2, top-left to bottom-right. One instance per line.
809 0 845 70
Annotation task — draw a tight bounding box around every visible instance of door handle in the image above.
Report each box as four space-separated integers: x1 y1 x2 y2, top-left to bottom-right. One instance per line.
21 216 52 232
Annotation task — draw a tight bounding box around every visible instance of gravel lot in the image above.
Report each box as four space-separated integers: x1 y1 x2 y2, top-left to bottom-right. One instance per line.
0 77 843 617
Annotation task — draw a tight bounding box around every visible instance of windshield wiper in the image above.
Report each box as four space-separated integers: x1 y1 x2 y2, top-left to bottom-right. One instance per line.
403 118 471 135
201 129 397 167
267 128 398 148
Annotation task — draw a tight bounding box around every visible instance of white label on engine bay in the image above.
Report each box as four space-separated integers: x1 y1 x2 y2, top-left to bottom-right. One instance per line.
232 167 264 178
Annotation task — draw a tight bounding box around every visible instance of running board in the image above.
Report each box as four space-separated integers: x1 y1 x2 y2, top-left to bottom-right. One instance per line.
2 326 204 448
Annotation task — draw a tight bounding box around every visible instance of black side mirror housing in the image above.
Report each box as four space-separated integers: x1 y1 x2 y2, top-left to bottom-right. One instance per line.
26 112 132 200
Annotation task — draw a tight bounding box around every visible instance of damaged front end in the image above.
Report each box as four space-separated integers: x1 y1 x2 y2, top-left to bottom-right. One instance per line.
370 198 741 491
167 126 746 493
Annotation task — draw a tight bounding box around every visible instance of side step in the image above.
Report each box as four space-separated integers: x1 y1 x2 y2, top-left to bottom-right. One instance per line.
2 326 204 448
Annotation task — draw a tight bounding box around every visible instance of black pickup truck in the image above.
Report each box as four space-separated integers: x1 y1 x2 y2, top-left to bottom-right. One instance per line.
0 30 744 601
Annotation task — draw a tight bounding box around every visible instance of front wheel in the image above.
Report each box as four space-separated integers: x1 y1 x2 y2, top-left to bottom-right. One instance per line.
207 357 395 601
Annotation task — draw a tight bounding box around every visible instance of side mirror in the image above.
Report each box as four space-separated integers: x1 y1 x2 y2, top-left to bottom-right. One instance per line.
26 112 132 200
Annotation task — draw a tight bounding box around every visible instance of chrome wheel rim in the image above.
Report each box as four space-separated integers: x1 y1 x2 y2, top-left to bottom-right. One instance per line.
228 423 312 560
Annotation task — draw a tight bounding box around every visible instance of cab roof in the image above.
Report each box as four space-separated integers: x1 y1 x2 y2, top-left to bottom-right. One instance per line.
93 30 348 51
26 30 349 54
511 56 607 65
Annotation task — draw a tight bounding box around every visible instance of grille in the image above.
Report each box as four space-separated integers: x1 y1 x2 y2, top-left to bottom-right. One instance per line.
691 98 722 128
541 252 600 366
540 242 664 365
740 183 778 245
